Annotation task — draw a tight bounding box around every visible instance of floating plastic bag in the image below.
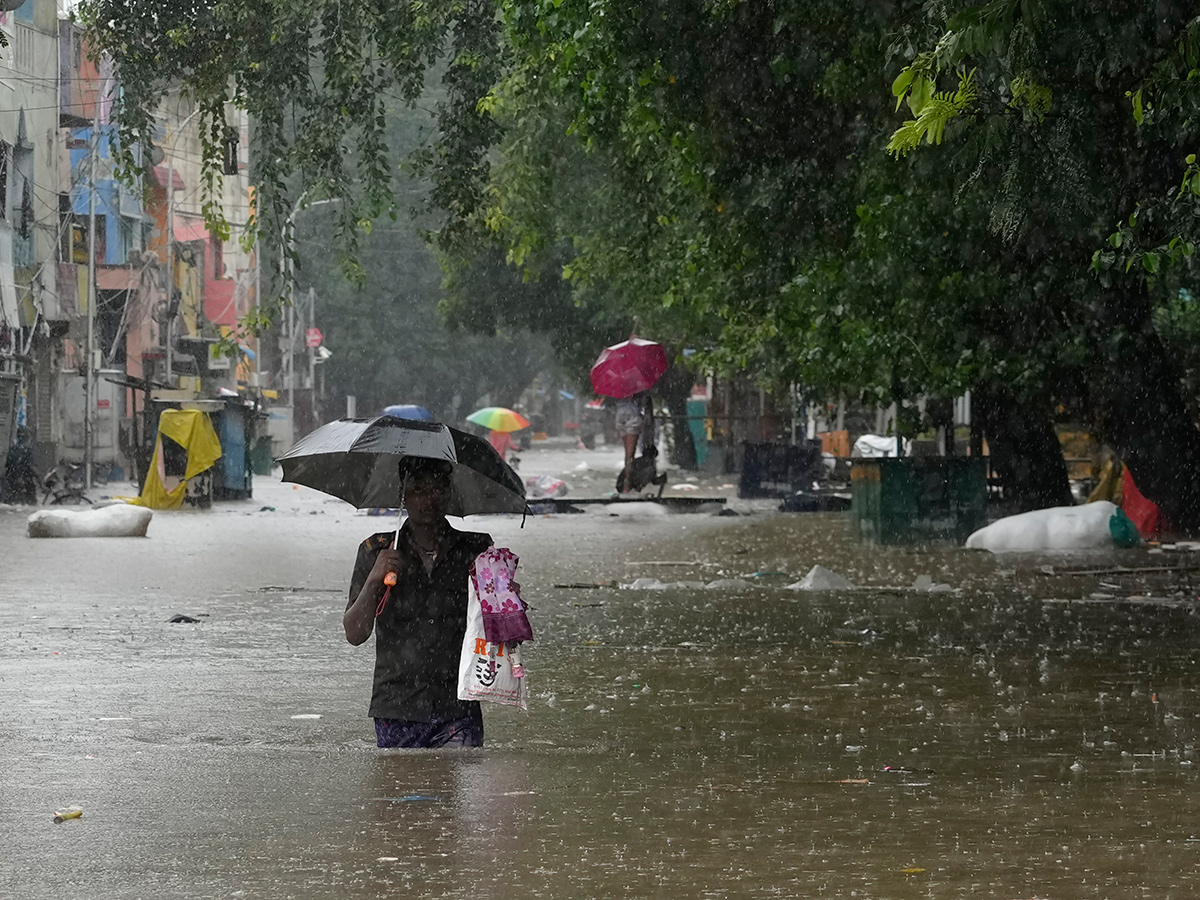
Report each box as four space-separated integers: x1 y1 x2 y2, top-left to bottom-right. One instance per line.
524 474 568 499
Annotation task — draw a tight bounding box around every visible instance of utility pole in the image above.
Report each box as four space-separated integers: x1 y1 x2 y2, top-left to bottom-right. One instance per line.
252 212 260 388
308 286 316 423
277 235 288 409
282 189 307 429
165 161 174 385
83 99 100 489
163 105 201 388
281 192 337 441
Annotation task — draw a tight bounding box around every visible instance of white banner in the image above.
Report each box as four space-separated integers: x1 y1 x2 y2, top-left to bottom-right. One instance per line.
0 220 19 327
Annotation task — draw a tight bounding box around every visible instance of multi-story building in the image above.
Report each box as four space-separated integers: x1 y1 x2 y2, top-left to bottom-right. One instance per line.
1 2 261 491
0 0 67 478
55 21 258 487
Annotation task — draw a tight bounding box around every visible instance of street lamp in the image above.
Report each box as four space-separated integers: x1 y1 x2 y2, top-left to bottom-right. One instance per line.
281 193 339 438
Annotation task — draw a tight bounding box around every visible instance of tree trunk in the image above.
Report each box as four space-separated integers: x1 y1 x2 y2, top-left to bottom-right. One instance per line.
1090 287 1200 531
974 383 1074 512
658 364 697 469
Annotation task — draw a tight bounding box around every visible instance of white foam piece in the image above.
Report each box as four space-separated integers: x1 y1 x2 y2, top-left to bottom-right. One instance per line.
912 574 953 592
622 578 672 590
603 502 670 517
704 578 755 591
786 565 857 591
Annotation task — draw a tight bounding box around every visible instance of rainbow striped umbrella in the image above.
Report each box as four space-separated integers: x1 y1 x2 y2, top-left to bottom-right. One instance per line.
466 407 531 433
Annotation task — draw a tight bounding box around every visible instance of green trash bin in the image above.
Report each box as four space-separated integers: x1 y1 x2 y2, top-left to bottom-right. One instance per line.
250 437 275 477
851 457 987 544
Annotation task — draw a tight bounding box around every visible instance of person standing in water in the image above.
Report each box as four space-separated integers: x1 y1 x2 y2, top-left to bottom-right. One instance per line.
344 457 492 748
614 392 650 493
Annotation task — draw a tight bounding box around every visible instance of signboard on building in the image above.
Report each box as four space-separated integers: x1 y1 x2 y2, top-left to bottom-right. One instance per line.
208 343 231 371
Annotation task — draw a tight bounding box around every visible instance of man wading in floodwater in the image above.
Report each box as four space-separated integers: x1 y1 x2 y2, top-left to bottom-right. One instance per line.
344 458 492 748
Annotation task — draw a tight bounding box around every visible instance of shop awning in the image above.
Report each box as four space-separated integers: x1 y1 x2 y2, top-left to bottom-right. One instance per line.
153 165 185 191
174 217 210 244
96 267 141 292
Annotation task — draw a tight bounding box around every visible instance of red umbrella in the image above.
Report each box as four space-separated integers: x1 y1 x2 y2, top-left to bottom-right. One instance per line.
590 338 669 399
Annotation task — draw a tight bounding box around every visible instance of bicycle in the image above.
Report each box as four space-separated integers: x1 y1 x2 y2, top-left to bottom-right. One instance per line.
41 462 93 506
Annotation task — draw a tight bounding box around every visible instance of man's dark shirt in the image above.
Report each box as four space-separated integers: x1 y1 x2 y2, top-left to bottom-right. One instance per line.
347 523 492 722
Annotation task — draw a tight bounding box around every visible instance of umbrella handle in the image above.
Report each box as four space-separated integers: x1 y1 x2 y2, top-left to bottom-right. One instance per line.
379 513 402 596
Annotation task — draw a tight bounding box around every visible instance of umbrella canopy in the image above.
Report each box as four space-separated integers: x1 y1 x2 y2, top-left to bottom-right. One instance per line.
590 338 668 399
277 416 526 516
466 406 531 433
381 404 434 421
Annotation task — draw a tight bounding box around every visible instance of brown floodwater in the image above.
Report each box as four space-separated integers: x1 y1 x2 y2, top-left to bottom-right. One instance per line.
3 480 1200 898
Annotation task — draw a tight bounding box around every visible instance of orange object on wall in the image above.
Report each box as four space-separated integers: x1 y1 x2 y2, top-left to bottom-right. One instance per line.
819 430 851 458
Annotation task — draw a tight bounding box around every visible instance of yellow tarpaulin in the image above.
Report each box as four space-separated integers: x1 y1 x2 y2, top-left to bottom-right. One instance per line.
132 409 223 509
1087 458 1124 505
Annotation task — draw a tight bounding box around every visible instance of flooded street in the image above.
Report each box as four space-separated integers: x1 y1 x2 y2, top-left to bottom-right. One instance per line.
4 446 1200 898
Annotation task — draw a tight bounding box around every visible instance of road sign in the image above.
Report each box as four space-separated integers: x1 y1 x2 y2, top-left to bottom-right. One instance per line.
305 327 323 349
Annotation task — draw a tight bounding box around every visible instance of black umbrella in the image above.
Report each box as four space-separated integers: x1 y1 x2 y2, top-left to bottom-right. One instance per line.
277 416 526 516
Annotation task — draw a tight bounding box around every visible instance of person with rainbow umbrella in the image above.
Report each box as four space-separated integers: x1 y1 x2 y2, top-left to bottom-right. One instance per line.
467 406 530 462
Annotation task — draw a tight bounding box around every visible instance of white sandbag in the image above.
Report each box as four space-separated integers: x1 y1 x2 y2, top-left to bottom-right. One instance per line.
786 565 857 591
28 504 153 538
851 434 912 458
964 501 1117 553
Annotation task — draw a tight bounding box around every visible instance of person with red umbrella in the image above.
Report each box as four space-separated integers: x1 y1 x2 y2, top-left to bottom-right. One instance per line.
613 392 649 493
590 337 668 493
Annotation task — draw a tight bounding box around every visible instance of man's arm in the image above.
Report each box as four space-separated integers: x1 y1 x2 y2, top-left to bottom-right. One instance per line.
344 542 410 645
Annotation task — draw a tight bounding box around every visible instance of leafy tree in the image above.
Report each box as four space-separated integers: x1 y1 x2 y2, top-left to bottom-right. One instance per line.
275 74 548 421
435 0 1072 498
887 1 1200 525
445 1 1200 515
77 0 465 291
292 201 548 420
78 0 546 422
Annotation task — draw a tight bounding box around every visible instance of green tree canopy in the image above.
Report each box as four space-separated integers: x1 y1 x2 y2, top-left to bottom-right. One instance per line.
84 0 1200 520
885 1 1200 523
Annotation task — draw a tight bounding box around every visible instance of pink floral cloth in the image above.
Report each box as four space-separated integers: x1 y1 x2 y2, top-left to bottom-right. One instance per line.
471 547 534 645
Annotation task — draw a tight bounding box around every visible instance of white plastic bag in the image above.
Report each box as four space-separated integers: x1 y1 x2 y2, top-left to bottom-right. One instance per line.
457 576 528 710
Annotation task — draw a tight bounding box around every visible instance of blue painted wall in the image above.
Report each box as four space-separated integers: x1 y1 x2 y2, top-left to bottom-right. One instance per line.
69 126 147 266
